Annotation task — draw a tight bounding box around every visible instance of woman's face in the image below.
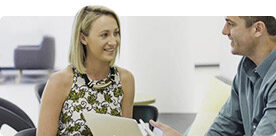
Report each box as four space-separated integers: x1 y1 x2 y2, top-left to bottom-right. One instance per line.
81 15 120 63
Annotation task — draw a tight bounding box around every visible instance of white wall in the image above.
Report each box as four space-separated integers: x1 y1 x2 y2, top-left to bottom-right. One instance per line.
0 16 241 113
219 35 241 82
117 17 195 112
187 16 222 65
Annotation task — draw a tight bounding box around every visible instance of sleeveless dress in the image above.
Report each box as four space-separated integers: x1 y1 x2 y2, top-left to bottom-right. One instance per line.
57 66 124 136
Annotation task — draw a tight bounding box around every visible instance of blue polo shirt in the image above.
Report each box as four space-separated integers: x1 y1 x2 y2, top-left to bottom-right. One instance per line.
206 49 276 136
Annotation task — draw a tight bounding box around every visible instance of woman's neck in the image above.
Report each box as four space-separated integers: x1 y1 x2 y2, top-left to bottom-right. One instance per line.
84 58 110 80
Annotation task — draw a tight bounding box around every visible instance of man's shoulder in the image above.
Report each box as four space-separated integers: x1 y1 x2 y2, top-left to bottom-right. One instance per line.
264 59 276 83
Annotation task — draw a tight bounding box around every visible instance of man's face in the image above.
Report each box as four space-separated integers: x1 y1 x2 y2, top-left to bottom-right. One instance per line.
222 16 255 56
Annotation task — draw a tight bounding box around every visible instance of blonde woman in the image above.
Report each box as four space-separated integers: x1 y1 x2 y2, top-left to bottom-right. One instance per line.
37 6 135 136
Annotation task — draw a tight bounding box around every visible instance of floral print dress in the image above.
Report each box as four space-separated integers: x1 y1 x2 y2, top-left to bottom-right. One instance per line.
57 66 123 136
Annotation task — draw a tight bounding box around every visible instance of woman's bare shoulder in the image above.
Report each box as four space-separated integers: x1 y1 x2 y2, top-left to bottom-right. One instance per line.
116 66 134 85
42 66 74 101
116 67 134 81
49 66 73 86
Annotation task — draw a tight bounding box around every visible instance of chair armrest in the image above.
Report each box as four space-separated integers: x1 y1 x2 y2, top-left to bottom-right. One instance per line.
14 128 36 136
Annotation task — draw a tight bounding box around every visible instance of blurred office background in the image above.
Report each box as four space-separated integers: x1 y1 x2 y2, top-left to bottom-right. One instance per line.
0 16 241 135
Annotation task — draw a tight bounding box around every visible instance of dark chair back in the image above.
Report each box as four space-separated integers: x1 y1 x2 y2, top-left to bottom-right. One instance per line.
40 36 55 69
133 105 158 130
0 97 35 130
0 97 35 133
35 82 47 103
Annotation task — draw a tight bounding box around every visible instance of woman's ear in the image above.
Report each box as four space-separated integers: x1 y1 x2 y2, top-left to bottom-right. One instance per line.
80 33 88 46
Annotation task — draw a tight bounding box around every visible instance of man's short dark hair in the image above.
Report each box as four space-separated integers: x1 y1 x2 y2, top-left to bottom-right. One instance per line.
240 16 276 36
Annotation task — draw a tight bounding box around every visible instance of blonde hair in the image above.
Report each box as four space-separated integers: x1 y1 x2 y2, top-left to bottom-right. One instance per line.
69 6 121 74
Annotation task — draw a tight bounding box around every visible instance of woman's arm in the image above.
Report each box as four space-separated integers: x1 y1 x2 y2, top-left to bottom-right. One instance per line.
36 68 73 136
117 67 135 118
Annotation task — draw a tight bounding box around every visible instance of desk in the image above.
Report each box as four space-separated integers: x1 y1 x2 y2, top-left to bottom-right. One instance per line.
0 67 20 83
0 67 52 83
134 92 156 105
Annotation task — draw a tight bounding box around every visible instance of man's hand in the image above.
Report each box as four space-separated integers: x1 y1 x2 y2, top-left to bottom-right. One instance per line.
149 120 183 136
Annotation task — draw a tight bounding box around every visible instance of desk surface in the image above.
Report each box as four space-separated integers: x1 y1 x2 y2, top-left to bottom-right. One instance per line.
0 67 17 70
134 92 156 105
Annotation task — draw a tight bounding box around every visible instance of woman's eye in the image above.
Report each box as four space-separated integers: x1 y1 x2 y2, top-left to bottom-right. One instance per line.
228 22 233 26
101 33 108 38
114 31 120 36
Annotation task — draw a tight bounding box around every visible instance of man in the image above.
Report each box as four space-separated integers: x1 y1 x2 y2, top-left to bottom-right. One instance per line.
150 16 276 136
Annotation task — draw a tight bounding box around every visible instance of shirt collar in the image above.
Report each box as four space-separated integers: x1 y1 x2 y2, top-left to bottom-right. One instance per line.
256 48 276 79
242 57 258 82
243 48 276 80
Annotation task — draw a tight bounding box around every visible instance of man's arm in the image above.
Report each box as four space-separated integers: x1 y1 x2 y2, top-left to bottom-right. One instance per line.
253 85 276 135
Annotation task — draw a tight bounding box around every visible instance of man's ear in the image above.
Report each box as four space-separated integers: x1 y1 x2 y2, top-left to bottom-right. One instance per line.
253 21 266 37
80 33 88 46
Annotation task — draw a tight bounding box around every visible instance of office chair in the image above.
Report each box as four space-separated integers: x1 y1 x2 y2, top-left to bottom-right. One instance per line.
35 82 47 103
133 105 158 130
14 128 36 136
0 97 36 136
14 36 55 70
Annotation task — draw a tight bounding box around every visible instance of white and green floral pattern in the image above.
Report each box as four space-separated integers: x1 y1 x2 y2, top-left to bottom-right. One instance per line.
57 67 123 136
